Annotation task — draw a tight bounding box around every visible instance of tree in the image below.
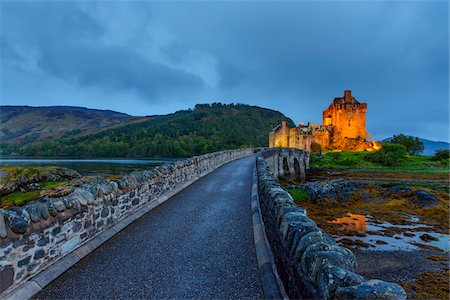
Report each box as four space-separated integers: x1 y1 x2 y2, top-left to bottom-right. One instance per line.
390 134 424 155
432 149 450 161
372 143 408 166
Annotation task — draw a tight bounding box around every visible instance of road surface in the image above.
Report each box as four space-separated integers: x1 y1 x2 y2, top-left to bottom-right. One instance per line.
35 156 262 299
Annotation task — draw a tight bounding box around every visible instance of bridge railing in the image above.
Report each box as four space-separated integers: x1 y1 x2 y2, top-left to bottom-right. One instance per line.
255 151 406 299
0 148 255 298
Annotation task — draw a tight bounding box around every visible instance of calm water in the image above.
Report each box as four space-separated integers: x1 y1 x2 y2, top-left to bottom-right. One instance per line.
329 213 450 252
0 158 177 177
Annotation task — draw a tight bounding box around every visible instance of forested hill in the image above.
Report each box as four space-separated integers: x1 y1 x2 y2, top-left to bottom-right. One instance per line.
4 104 294 158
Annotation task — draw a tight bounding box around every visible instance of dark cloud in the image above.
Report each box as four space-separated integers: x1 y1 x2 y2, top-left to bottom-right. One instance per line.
1 1 448 141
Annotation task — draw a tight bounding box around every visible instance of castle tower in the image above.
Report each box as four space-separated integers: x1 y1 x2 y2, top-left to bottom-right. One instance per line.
322 90 368 139
269 121 291 147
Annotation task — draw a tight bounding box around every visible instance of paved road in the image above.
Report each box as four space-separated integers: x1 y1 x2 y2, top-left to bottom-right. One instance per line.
35 156 262 299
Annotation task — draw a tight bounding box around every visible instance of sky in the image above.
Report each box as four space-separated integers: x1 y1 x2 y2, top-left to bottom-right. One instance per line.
1 1 448 142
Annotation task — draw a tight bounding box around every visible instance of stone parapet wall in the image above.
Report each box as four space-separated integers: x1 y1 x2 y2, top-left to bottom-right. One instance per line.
0 149 254 296
256 152 406 299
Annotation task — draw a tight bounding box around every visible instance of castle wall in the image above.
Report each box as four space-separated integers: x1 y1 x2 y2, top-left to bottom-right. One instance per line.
273 122 290 148
312 130 331 149
322 103 368 139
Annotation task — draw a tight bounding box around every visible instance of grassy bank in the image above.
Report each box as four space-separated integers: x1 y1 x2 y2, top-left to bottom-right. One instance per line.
311 151 449 174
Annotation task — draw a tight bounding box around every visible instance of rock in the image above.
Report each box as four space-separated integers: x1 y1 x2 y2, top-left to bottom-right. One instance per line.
100 208 109 218
53 199 66 212
409 190 439 208
386 186 411 194
67 188 95 206
300 179 361 204
0 213 7 238
419 233 439 242
37 237 49 246
335 279 407 299
316 265 365 299
17 255 31 267
0 265 14 293
0 166 81 197
3 210 28 234
9 206 30 224
290 224 319 255
294 231 336 260
45 199 58 216
34 249 45 260
39 202 49 219
24 202 42 223
304 249 357 284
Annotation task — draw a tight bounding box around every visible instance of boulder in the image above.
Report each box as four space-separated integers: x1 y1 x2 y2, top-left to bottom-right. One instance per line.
294 231 336 260
386 186 411 194
316 264 365 299
335 279 406 299
409 190 439 208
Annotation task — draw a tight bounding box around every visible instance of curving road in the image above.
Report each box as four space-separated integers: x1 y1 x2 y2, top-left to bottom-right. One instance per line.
35 156 262 299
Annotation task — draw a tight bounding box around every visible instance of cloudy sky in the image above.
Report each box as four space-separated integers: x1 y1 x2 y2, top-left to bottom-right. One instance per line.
1 1 448 141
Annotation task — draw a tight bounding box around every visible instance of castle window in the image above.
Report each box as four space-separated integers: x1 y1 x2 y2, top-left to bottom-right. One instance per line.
348 120 351 127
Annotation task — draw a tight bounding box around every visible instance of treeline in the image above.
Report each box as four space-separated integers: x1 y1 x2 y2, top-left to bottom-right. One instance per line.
3 103 293 158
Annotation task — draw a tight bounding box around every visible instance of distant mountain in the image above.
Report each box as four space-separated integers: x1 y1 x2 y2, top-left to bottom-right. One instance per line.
0 106 141 146
2 103 294 158
419 138 449 156
383 136 449 156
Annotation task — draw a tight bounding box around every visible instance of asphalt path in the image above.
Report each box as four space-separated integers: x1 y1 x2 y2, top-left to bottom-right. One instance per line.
35 156 263 299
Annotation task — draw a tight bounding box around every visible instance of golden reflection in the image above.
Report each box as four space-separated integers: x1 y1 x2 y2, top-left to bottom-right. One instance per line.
328 213 367 232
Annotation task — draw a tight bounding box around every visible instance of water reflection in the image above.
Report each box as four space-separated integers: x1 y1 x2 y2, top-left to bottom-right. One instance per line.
329 213 450 251
329 213 367 232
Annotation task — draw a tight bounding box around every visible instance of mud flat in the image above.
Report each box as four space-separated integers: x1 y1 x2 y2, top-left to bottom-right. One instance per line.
284 177 449 299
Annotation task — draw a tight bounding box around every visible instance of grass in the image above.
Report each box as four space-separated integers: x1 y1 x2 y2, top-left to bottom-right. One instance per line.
311 151 449 174
0 181 67 208
1 166 46 179
287 188 309 202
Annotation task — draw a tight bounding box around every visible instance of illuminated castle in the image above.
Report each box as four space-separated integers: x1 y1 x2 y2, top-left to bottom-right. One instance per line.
269 90 380 152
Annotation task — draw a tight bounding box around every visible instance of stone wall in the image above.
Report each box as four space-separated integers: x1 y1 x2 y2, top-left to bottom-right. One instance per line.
256 152 407 299
0 149 254 296
262 148 309 182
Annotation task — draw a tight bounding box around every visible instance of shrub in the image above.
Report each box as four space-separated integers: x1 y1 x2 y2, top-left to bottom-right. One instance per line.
372 143 408 166
311 142 322 153
432 149 450 161
390 134 424 155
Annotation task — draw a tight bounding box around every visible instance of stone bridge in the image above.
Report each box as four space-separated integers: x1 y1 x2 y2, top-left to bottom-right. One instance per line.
0 149 405 299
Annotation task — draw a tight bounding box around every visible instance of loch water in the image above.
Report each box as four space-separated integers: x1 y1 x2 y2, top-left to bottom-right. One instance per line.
0 158 177 177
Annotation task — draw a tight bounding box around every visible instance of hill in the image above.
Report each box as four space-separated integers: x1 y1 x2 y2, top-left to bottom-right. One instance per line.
383 136 449 156
0 106 135 146
2 103 294 158
419 138 449 156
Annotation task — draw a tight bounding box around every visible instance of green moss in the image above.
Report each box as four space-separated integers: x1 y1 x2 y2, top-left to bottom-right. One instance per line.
287 188 309 203
0 190 41 207
0 180 67 208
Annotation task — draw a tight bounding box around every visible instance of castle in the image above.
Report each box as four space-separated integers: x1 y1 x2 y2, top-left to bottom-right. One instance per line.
269 90 380 152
